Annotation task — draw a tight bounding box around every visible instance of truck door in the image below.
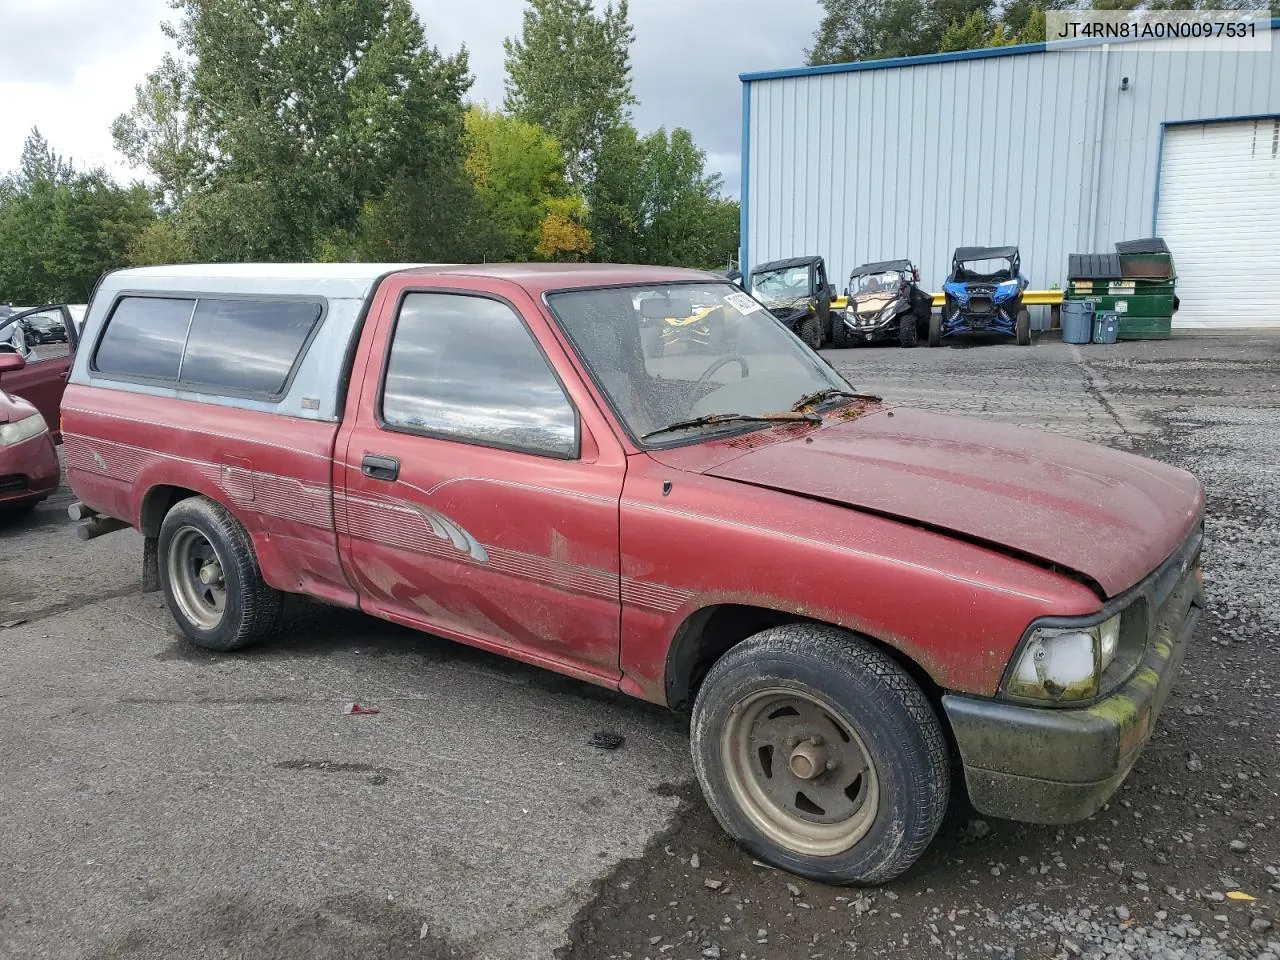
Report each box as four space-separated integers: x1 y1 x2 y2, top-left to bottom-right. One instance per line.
0 305 77 440
336 283 626 683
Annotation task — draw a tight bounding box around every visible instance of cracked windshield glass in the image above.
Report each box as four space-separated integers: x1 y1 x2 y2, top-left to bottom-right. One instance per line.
547 283 848 443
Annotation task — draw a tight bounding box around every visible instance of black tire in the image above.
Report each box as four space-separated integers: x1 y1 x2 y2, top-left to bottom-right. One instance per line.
798 315 822 351
928 311 942 347
831 313 851 348
1015 309 1031 346
898 310 918 348
158 496 282 651
690 623 949 885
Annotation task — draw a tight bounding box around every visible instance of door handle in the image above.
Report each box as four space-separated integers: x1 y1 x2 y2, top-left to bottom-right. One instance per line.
361 454 400 482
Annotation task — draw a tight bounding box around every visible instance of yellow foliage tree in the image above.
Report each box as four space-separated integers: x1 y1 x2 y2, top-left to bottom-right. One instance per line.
535 195 594 261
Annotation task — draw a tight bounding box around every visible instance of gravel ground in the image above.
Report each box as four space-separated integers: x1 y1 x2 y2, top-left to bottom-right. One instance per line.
2 331 1277 960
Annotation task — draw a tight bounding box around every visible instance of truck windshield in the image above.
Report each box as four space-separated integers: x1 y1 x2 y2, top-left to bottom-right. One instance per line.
546 282 849 446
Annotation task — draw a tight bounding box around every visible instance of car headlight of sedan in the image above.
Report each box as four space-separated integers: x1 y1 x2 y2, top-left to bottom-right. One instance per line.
1004 612 1123 702
0 412 48 446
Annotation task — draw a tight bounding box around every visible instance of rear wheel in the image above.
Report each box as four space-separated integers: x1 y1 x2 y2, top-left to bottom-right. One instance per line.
898 310 918 348
159 496 282 651
691 624 950 885
1016 308 1032 345
928 311 942 347
798 315 823 351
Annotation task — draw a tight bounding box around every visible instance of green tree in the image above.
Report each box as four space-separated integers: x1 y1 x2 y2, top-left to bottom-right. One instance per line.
127 218 193 266
0 130 156 303
116 0 476 262
808 0 990 63
111 55 205 210
463 106 575 260
808 0 1059 61
503 0 636 187
586 124 739 269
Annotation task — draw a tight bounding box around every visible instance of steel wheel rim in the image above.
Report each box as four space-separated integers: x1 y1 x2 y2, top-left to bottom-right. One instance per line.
167 526 227 630
721 686 879 857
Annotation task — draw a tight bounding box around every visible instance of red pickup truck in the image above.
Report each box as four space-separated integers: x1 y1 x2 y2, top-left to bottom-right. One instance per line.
62 263 1205 884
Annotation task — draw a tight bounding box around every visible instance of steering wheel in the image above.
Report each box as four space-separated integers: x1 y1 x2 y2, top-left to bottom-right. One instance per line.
697 355 749 384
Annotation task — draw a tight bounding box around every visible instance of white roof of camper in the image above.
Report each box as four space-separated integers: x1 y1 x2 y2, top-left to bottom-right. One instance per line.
99 263 443 300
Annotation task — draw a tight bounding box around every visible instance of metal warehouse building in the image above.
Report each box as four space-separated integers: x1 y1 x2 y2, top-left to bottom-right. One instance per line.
739 23 1280 328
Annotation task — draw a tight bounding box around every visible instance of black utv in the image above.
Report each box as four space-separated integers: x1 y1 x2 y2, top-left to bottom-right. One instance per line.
748 255 835 350
834 259 933 348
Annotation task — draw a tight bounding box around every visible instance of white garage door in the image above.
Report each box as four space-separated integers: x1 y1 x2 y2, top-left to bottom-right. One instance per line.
1156 118 1280 328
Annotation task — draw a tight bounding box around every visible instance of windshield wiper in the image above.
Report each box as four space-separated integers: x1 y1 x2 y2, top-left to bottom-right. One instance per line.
791 388 881 411
641 411 820 442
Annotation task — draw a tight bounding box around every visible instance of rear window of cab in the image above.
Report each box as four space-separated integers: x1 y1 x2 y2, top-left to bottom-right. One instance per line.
91 295 324 398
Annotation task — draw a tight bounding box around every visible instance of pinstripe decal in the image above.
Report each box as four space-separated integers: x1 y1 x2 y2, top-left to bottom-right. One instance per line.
63 433 333 528
62 408 334 461
621 577 693 614
64 432 689 613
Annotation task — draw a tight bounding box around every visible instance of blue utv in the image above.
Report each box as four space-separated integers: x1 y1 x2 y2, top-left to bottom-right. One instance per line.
930 245 1031 347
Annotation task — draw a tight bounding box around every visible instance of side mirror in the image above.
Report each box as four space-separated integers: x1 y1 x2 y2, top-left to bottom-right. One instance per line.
0 351 26 373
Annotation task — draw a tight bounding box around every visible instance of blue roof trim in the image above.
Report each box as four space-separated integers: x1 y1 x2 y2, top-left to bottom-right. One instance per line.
740 17 1280 83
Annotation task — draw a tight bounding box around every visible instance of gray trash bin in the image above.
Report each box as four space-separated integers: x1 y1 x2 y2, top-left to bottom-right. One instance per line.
1061 300 1094 344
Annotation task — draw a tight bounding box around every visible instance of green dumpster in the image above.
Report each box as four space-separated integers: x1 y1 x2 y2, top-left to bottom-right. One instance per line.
1065 238 1177 340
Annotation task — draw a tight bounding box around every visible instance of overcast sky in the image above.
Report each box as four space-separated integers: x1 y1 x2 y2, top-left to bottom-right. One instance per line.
0 0 821 198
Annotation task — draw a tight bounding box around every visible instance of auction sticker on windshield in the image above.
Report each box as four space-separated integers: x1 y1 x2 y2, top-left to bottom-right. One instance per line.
724 292 764 314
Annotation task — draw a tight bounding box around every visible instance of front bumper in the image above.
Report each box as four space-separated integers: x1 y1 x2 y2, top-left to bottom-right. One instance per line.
842 310 901 340
0 431 60 508
943 538 1204 824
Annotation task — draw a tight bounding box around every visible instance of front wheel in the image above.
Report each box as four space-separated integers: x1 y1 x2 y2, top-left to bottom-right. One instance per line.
831 315 851 348
1016 308 1031 345
798 315 823 351
898 310 918 348
928 311 942 347
691 624 950 885
158 496 283 650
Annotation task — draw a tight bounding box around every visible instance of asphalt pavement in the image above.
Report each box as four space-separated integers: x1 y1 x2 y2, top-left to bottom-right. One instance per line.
2 331 1277 960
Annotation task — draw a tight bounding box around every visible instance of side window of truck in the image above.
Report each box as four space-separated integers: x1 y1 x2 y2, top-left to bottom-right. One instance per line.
93 295 322 397
380 293 577 458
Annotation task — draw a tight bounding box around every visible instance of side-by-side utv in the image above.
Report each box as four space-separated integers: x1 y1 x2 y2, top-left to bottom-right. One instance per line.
834 259 933 348
932 246 1031 346
748 256 835 350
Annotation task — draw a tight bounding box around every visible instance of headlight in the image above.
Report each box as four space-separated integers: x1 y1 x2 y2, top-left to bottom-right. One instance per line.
878 303 899 322
943 281 969 305
1005 612 1123 702
993 279 1021 303
0 413 48 446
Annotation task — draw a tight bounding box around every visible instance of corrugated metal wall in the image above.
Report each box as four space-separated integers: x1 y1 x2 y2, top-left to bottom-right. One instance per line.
744 41 1280 299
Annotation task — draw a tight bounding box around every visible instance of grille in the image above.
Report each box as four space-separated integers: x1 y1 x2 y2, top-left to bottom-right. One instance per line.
0 474 29 493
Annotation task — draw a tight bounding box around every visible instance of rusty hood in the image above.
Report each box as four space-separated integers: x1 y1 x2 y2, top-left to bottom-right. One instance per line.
700 407 1204 597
